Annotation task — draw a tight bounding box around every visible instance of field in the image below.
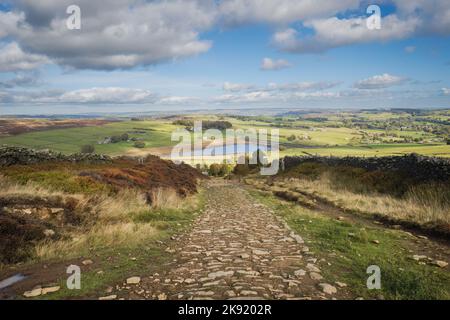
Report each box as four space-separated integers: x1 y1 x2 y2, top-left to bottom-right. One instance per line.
0 120 177 155
0 109 448 158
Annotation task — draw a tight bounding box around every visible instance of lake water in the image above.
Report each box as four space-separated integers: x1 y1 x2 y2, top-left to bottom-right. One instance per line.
191 143 270 156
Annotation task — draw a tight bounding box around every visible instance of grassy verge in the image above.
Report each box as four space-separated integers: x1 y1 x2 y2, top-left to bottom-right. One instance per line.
34 188 206 300
249 189 450 300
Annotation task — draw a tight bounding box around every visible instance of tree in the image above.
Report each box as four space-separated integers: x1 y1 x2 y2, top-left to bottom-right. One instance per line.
134 141 145 148
80 144 95 154
287 134 296 141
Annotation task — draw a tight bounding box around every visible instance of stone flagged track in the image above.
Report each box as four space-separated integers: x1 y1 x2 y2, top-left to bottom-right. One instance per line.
119 180 335 300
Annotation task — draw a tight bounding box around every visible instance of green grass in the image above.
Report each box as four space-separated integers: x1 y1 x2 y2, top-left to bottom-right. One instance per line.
0 120 176 155
249 190 450 300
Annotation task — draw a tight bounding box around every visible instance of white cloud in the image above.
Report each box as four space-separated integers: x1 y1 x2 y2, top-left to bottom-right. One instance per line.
267 81 340 91
442 88 450 95
158 96 199 104
223 82 254 92
0 42 49 72
1 0 450 70
219 0 359 25
273 15 421 53
354 73 409 89
260 58 291 71
2 0 215 70
59 87 156 103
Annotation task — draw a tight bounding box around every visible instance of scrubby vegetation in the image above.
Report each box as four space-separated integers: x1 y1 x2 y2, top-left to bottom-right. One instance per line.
0 151 205 265
248 159 450 236
172 119 232 131
249 190 450 300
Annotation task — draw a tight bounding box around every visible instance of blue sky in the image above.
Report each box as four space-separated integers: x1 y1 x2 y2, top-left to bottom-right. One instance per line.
0 0 449 114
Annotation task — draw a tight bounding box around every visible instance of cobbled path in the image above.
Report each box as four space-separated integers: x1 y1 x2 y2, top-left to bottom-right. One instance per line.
130 180 330 300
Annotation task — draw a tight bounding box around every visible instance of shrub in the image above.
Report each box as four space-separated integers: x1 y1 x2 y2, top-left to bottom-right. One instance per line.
80 144 95 154
287 134 297 141
134 141 146 148
110 135 122 143
208 163 231 177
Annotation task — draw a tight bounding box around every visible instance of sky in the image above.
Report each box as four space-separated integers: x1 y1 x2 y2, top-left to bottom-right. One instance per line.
0 0 449 115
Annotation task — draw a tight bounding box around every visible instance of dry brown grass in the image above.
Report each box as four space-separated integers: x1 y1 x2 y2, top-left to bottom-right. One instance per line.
35 223 158 260
149 187 183 209
281 174 450 226
0 174 191 263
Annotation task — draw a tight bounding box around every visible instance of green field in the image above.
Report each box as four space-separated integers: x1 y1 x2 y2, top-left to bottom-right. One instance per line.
0 120 177 155
0 109 449 157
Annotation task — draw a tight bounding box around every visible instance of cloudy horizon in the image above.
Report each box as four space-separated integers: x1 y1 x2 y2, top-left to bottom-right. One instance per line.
0 0 449 114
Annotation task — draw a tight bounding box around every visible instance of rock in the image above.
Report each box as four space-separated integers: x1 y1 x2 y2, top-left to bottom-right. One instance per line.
335 282 347 288
252 249 270 255
412 255 427 261
43 229 55 237
42 286 60 294
319 283 337 295
23 288 42 298
203 280 221 287
157 293 167 300
294 269 306 277
306 263 321 273
240 253 250 259
184 278 196 284
432 260 448 268
82 259 93 265
289 232 304 244
126 276 141 285
208 270 234 279
196 291 214 297
237 270 260 276
225 290 236 298
372 240 380 245
99 295 117 300
309 272 323 280
240 290 258 296
417 235 428 240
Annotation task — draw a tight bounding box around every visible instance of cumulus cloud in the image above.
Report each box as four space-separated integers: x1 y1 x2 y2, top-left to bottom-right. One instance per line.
260 58 291 71
267 81 340 91
354 73 409 89
158 96 199 105
0 42 49 72
59 87 156 104
273 15 420 53
215 80 341 104
0 72 41 88
1 0 215 70
219 0 359 26
1 0 450 70
0 86 203 105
